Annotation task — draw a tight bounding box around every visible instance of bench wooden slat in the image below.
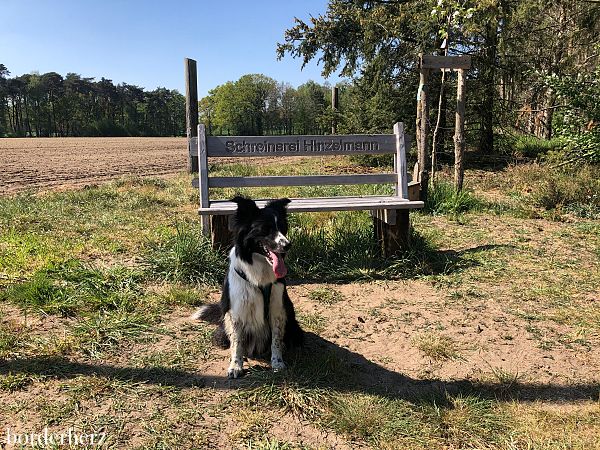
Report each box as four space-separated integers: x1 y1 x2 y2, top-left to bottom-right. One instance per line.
206 174 398 188
198 196 424 215
194 135 397 157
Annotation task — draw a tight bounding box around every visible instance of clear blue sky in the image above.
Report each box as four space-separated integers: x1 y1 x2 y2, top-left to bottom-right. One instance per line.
1 0 342 97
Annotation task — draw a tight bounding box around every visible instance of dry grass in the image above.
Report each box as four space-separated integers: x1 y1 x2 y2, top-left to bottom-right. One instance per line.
0 150 599 448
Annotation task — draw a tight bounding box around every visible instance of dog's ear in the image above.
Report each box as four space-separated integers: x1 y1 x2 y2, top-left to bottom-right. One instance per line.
231 196 259 224
266 198 291 213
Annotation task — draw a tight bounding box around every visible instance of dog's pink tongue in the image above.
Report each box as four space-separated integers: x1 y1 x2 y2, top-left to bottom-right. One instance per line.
268 250 287 278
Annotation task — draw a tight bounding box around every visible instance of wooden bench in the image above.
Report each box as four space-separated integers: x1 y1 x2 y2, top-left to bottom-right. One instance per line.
191 122 424 257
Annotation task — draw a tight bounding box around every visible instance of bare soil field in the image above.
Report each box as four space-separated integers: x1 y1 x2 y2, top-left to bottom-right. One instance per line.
0 137 188 194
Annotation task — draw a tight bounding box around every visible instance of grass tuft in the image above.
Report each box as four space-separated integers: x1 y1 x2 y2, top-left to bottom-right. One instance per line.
143 222 227 285
307 287 344 305
413 333 460 361
424 181 483 216
71 310 158 358
439 394 511 448
0 372 36 392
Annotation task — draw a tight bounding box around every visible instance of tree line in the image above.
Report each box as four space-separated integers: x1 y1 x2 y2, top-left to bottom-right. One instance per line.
0 65 185 137
199 74 336 137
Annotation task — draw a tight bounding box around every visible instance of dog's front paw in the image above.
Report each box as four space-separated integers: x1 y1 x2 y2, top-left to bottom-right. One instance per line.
271 358 286 372
227 361 245 379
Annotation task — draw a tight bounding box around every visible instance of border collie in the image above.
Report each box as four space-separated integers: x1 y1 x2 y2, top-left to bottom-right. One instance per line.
192 196 303 378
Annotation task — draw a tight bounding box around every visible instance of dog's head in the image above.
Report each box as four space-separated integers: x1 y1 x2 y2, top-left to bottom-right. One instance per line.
231 196 291 278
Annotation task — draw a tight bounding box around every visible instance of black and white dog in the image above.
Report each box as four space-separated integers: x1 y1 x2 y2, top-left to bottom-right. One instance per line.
192 196 303 378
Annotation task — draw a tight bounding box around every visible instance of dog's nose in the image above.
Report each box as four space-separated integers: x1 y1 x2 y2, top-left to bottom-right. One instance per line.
282 241 291 252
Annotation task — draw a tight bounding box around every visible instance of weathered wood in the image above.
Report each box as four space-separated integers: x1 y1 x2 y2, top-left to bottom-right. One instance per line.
189 137 198 155
205 134 396 157
419 67 430 203
431 64 448 183
454 68 466 191
211 215 232 250
197 124 210 234
373 209 410 257
185 58 199 173
421 55 472 70
207 173 398 188
408 181 421 201
394 122 409 199
331 86 339 134
199 197 424 215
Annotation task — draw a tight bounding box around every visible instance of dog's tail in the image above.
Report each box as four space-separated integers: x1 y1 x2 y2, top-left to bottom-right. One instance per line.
191 304 230 349
191 304 221 325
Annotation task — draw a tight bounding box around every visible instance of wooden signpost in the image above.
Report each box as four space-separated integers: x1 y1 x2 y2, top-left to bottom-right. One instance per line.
416 54 471 194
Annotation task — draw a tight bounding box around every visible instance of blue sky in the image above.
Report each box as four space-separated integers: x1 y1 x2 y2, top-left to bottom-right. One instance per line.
1 0 343 97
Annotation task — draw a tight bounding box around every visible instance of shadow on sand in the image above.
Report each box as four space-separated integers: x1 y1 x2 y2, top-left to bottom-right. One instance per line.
1 331 597 405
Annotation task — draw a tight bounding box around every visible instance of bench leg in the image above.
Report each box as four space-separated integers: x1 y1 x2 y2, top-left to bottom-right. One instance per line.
373 209 410 258
211 214 233 251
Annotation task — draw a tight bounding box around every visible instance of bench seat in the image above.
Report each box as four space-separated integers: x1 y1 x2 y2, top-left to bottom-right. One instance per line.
199 196 424 215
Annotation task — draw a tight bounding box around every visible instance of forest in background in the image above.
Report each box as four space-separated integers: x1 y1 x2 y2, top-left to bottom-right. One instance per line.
276 0 600 164
0 66 185 138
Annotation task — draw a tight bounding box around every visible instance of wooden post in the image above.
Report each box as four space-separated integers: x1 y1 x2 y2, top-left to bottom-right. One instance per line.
372 209 409 258
197 124 210 235
211 215 233 250
394 122 408 199
416 55 430 203
454 68 466 192
331 86 339 134
371 122 411 258
185 58 199 173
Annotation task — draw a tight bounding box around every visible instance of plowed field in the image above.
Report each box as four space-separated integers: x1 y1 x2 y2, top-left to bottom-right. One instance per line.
0 137 188 194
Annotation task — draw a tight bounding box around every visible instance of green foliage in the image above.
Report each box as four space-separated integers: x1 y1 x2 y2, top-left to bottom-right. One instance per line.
546 59 600 164
201 76 331 136
143 222 227 285
513 135 564 158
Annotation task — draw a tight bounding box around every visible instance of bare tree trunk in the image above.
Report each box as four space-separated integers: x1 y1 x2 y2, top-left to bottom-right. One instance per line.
431 68 447 184
454 69 466 192
416 62 430 201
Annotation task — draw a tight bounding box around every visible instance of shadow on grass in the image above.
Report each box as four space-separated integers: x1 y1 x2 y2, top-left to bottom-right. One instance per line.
1 331 596 404
288 230 514 284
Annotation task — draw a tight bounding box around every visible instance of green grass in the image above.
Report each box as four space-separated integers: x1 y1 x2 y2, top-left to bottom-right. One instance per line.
513 135 564 158
424 180 484 216
0 162 599 449
1 260 143 316
143 221 227 285
71 310 159 358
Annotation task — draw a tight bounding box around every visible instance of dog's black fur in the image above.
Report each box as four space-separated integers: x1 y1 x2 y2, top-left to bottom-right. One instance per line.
196 196 303 358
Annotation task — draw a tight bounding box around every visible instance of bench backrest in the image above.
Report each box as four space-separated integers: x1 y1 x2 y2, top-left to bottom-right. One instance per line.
192 122 410 210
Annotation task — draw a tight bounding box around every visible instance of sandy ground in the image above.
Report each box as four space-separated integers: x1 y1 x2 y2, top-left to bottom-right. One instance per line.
0 137 188 194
